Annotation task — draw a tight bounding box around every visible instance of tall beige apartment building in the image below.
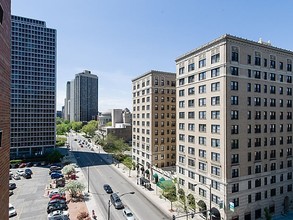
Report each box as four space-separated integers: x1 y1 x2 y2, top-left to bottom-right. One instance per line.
132 70 176 176
176 35 293 220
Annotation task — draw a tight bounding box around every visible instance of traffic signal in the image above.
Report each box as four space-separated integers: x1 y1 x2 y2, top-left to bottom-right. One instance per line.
172 215 176 220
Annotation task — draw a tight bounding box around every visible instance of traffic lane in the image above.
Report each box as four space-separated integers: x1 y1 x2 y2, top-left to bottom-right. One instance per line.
86 155 169 220
9 166 49 220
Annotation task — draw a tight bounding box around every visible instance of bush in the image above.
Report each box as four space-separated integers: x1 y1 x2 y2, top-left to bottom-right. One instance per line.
10 159 22 164
77 212 89 220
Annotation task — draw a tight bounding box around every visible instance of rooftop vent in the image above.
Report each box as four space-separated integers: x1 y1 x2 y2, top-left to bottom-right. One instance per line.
258 38 271 46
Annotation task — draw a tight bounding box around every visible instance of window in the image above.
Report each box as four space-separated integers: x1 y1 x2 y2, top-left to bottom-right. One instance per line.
231 139 239 149
231 110 239 119
188 112 195 119
211 138 220 148
0 5 3 25
247 55 251 64
231 96 238 105
179 67 185 75
199 124 206 132
255 52 261 66
211 82 220 91
232 183 239 193
211 166 220 176
231 154 239 164
287 59 292 71
179 89 185 97
211 111 220 119
199 59 206 68
179 78 185 85
188 63 195 72
188 87 194 95
199 149 206 158
231 125 239 134
231 81 238 90
199 85 206 93
188 75 195 83
211 152 220 162
199 137 206 145
199 111 206 119
199 72 206 80
280 62 284 70
230 67 239 75
231 47 239 62
211 96 220 105
270 55 276 68
211 125 220 133
211 54 220 64
211 68 220 77
232 168 239 178
199 98 206 106
199 162 207 171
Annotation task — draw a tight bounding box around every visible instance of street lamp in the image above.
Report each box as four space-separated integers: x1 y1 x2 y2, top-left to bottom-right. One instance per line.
107 191 135 220
194 183 212 220
87 166 90 193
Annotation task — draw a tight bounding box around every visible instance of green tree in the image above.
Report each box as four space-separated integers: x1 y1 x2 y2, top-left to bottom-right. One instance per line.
105 121 112 126
56 117 64 125
62 180 85 198
187 193 196 211
56 123 68 135
123 156 133 176
62 164 76 177
71 121 83 132
264 207 272 220
46 150 63 163
162 182 177 211
103 133 130 154
82 120 98 137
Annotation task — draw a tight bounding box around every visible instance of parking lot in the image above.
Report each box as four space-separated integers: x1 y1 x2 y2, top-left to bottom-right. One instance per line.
9 166 50 220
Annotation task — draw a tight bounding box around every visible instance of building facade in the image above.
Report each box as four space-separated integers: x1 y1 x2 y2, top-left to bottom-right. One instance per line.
64 81 71 120
73 70 99 122
0 0 11 218
132 70 176 174
11 15 56 158
176 34 293 220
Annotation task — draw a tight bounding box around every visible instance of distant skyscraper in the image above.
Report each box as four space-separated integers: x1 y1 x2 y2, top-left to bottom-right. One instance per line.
74 70 99 122
64 81 70 120
11 15 56 158
0 0 11 218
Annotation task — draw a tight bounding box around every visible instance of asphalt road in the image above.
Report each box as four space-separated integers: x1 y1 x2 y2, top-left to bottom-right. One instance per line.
72 135 170 220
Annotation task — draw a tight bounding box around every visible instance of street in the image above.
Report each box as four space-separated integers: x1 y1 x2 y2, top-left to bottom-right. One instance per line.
71 134 170 220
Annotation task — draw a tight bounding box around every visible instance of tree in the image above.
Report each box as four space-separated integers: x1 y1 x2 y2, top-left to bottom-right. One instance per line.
162 182 177 211
62 180 85 198
123 156 132 177
62 164 76 177
264 207 272 220
56 123 68 135
82 120 98 137
71 121 83 132
56 117 64 125
105 122 112 126
103 133 130 154
187 193 196 211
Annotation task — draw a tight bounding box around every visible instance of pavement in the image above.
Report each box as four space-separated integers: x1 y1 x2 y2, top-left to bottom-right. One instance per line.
66 143 186 220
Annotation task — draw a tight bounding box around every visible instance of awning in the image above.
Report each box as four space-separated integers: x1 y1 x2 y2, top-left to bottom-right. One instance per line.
153 173 158 178
156 180 174 189
159 177 165 182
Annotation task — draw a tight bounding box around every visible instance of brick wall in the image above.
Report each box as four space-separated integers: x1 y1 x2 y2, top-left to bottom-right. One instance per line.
0 0 11 219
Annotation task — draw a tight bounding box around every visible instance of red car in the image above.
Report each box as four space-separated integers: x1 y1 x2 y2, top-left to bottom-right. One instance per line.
50 194 66 201
19 163 26 168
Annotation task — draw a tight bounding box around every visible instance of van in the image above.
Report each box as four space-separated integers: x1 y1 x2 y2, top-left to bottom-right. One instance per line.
110 193 124 209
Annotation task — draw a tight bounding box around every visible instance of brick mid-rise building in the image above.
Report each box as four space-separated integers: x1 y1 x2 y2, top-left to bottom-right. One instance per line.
0 0 11 219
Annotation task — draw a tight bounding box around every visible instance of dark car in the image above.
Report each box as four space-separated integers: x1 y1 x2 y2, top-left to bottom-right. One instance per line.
48 199 67 205
47 202 68 214
110 193 124 209
51 173 64 179
103 184 113 194
9 183 16 190
49 169 62 175
23 173 31 179
26 162 33 167
25 168 33 175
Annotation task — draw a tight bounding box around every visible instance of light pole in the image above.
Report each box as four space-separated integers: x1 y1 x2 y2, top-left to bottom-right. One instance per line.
107 191 135 220
194 183 212 220
87 166 90 193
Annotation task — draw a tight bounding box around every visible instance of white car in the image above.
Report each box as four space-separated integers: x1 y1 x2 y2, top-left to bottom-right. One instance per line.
9 203 17 217
48 210 69 220
16 169 25 176
123 208 135 220
13 174 21 180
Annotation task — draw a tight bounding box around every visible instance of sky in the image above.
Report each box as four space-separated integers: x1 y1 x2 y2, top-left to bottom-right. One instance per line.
12 0 293 112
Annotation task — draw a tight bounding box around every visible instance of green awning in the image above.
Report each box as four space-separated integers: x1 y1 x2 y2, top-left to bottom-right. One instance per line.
159 177 165 182
153 173 158 178
156 180 174 189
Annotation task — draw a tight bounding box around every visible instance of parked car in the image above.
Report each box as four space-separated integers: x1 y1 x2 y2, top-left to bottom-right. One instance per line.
13 174 21 180
47 210 69 220
49 169 62 175
49 189 65 198
110 193 124 209
16 169 25 176
51 173 64 179
47 202 68 214
48 199 67 205
9 183 16 190
103 184 113 194
50 165 61 171
25 168 33 175
50 194 66 201
19 163 26 168
26 162 33 167
23 173 31 179
123 208 135 220
9 203 17 217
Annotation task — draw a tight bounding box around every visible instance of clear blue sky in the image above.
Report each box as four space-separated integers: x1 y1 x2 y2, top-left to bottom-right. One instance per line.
12 0 293 111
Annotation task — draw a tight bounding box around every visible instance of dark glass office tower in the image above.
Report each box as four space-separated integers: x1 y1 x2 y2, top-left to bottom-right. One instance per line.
11 15 56 158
